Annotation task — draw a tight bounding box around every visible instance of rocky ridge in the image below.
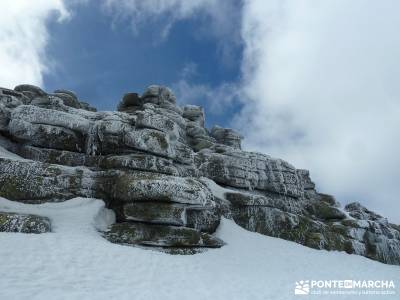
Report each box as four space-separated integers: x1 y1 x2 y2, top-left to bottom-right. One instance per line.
0 84 399 264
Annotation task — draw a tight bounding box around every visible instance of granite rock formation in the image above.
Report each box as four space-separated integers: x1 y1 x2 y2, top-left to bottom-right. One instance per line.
0 84 399 264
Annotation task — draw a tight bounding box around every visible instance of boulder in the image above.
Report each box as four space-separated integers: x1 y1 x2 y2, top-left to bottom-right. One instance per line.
14 84 46 100
183 105 205 127
0 212 51 233
0 158 97 202
53 92 81 108
142 85 176 105
186 121 216 151
345 202 384 221
53 89 78 99
311 202 347 220
117 93 141 112
210 125 242 149
111 172 214 206
1 87 25 99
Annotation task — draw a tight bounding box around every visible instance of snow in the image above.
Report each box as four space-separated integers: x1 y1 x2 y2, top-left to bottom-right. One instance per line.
200 177 231 200
0 197 399 300
0 145 23 160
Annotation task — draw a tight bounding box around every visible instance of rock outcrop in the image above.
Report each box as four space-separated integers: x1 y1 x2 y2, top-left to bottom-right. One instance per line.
0 84 399 264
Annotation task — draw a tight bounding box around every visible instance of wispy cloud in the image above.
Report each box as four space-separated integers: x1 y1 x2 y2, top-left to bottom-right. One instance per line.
102 0 218 36
101 0 242 66
171 62 240 117
173 79 240 114
0 0 69 89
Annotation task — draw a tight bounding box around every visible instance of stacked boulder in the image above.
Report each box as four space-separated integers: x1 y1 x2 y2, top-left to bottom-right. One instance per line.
210 126 242 150
0 84 399 263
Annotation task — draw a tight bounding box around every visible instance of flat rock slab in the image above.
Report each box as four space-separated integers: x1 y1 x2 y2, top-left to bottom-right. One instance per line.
0 158 96 202
104 222 224 248
121 202 186 226
0 212 51 233
119 202 221 233
112 172 214 206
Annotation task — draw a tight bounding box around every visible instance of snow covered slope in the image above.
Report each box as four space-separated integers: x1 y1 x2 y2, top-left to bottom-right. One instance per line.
0 197 398 300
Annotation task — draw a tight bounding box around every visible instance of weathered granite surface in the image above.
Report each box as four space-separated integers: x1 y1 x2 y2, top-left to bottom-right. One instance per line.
0 84 399 263
0 211 51 234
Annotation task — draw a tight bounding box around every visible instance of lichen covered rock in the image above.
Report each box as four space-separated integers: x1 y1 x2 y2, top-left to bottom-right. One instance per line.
0 212 51 233
0 84 399 263
103 222 224 249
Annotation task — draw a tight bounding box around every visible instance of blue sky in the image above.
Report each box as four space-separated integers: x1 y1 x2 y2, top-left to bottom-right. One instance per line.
43 1 243 128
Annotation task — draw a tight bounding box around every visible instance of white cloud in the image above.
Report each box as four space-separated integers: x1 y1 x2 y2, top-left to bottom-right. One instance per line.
236 0 400 222
0 0 69 89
